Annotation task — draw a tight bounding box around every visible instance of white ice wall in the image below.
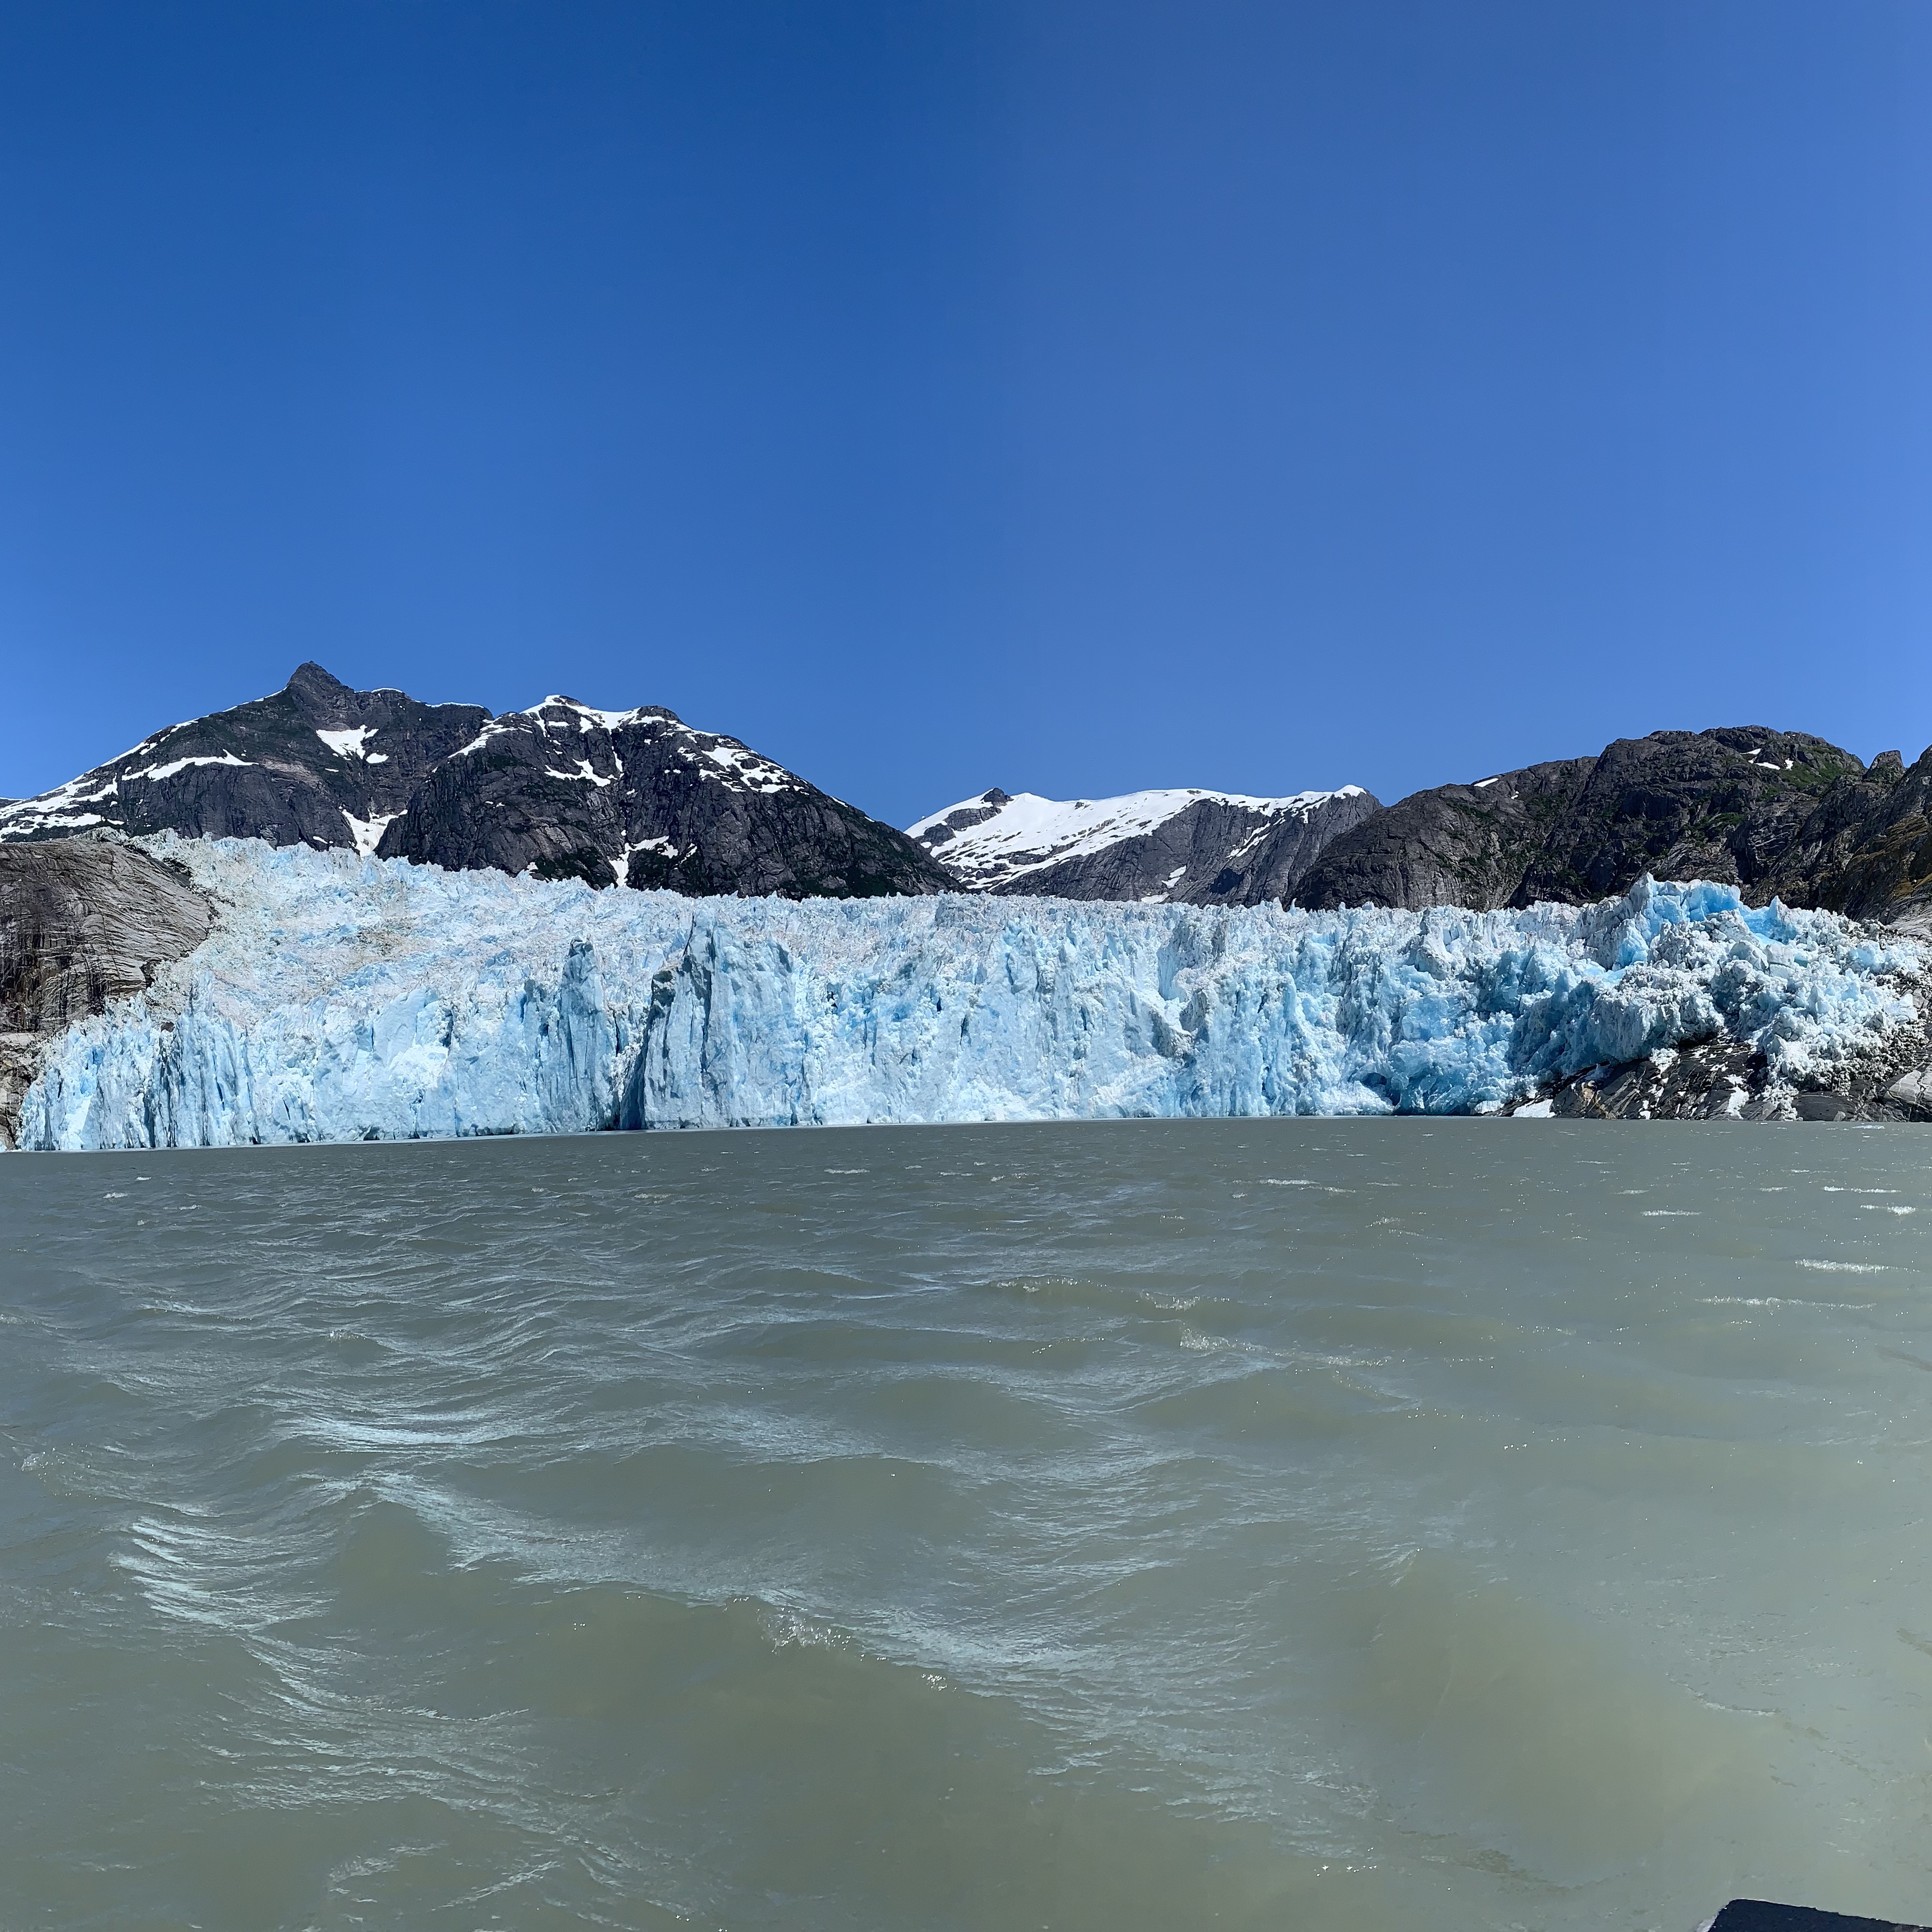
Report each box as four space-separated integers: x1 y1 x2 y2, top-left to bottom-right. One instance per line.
14 839 1922 1150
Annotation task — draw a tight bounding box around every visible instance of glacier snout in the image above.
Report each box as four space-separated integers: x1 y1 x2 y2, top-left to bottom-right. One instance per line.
13 839 1923 1151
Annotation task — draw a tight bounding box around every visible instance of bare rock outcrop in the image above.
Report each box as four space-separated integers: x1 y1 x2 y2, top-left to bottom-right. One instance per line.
0 838 212 1147
1295 728 1875 913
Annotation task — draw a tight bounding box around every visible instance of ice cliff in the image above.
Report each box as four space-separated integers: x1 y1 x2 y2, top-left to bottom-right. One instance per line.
12 838 1924 1151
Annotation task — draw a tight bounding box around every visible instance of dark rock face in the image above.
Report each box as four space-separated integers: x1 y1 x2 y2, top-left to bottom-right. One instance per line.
0 663 488 855
0 838 213 1147
1296 728 1879 914
1291 760 1595 911
2 667 953 901
384 698 952 898
1705 1898 1930 1932
909 786 1381 905
1514 729 1865 904
1505 1010 1932 1123
1510 1049 1932 1123
1516 1041 1784 1120
1769 744 1932 926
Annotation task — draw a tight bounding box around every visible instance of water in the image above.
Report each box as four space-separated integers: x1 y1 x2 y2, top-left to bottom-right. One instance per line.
2 1121 1930 1932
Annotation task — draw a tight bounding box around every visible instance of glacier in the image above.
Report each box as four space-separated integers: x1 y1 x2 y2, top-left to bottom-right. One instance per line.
13 837 1924 1151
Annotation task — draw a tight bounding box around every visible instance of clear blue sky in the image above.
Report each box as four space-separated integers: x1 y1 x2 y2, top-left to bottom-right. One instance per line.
5 1 1931 827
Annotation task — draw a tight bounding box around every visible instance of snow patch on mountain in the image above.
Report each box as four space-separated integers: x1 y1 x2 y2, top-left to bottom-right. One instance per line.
128 752 255 784
316 726 389 764
909 785 1371 895
340 810 402 857
12 839 1919 1150
0 745 252 839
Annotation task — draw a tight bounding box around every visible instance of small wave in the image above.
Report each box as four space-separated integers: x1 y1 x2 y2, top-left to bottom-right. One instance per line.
763 1605 854 1652
1702 1296 1876 1310
1642 1210 1699 1217
1796 1259 1891 1273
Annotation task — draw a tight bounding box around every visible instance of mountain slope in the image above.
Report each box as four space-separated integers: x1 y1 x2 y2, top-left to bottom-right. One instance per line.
1765 746 1932 925
1293 727 1903 915
1287 760 1597 912
907 785 1379 904
2 666 954 900
387 696 949 896
0 663 488 854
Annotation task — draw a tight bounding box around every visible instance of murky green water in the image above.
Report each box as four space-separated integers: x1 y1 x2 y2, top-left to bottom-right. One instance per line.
2 1120 1929 1930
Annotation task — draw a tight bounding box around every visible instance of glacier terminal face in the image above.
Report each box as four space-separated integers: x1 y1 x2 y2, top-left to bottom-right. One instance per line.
13 838 1923 1150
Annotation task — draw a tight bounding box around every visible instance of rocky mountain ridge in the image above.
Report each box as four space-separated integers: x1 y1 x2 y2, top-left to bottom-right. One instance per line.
0 665 952 900
11 670 1932 929
1294 725 1932 927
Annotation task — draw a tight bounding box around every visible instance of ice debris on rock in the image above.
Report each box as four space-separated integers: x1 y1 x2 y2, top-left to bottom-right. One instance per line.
13 840 1922 1150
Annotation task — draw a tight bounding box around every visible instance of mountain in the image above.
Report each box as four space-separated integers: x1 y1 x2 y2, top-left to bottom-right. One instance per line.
16 669 1932 924
0 664 954 900
389 694 946 896
906 785 1379 904
0 662 488 853
1294 726 1932 925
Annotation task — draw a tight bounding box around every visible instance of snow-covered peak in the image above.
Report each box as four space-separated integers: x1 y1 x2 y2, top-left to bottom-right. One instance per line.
909 784 1370 896
533 696 650 733
911 784 1359 847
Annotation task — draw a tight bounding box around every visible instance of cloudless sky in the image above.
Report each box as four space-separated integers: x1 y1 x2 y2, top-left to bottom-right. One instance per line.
5 1 1932 826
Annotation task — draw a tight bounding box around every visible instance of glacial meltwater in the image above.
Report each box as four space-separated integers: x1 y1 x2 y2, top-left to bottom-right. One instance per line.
3 1121 1930 1931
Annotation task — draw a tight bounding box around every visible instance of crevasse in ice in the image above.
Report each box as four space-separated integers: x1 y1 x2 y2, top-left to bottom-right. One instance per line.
15 837 1922 1150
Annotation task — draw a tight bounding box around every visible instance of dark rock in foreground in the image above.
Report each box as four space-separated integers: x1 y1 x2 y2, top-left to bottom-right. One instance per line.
1702 1901 1929 1932
1507 1029 1932 1123
0 839 213 1147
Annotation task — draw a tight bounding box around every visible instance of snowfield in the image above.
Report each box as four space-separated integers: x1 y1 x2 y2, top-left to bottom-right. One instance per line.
13 837 1923 1149
906 784 1366 892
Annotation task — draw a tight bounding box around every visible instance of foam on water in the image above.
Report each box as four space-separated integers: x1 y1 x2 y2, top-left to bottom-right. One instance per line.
3 1120 1931 1929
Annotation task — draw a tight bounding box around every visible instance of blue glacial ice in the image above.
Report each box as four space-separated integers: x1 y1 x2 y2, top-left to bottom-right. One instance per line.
14 837 1924 1150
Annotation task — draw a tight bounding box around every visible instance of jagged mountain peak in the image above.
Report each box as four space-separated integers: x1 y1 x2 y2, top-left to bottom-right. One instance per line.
1 670 950 900
285 660 353 700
